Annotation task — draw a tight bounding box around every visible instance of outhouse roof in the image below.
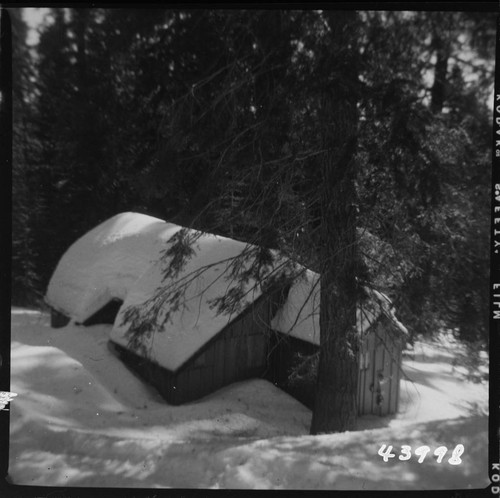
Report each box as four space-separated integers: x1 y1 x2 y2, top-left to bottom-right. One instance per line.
270 270 408 346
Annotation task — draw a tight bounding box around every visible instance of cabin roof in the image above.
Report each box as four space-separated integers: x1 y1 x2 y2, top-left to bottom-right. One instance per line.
46 212 278 372
109 228 272 372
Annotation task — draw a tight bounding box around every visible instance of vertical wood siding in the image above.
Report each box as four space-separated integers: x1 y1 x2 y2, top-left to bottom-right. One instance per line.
50 308 71 328
112 293 274 405
110 291 403 416
361 323 402 416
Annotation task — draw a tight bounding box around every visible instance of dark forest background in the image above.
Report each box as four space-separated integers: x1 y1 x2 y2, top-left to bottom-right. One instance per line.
9 8 494 365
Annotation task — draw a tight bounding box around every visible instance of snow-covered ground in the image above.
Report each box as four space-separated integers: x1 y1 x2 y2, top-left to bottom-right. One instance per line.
8 307 489 490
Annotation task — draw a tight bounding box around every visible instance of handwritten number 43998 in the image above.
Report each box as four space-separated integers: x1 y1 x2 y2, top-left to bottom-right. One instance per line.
378 444 464 464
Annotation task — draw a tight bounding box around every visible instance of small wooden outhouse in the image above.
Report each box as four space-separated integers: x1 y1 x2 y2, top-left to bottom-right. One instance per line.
267 270 406 416
267 319 404 416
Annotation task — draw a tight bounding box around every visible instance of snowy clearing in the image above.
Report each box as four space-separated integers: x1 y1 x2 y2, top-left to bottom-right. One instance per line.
8 308 488 490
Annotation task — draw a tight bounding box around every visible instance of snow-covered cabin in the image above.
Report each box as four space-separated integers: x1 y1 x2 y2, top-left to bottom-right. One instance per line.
46 212 283 405
46 212 407 415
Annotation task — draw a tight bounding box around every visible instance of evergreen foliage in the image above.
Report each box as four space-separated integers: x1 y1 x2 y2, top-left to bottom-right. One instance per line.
11 7 494 432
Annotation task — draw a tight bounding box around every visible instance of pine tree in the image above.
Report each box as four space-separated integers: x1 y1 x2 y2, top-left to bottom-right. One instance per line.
10 8 42 303
310 10 361 434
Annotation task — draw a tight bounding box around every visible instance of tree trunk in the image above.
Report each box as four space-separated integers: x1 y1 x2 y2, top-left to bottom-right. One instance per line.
74 8 88 96
430 34 448 114
310 10 360 435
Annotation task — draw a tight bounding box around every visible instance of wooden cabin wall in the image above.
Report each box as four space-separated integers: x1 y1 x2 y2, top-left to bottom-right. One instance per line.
109 284 403 416
166 286 287 404
266 333 318 410
111 292 277 405
50 308 71 328
82 298 124 326
169 295 271 404
51 299 124 328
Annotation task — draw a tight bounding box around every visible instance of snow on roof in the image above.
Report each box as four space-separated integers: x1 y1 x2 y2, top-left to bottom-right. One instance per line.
46 211 282 373
109 230 270 372
270 270 408 346
45 212 183 322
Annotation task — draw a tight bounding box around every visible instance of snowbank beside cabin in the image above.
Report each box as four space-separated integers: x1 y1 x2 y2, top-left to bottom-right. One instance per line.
46 212 182 323
271 269 407 345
